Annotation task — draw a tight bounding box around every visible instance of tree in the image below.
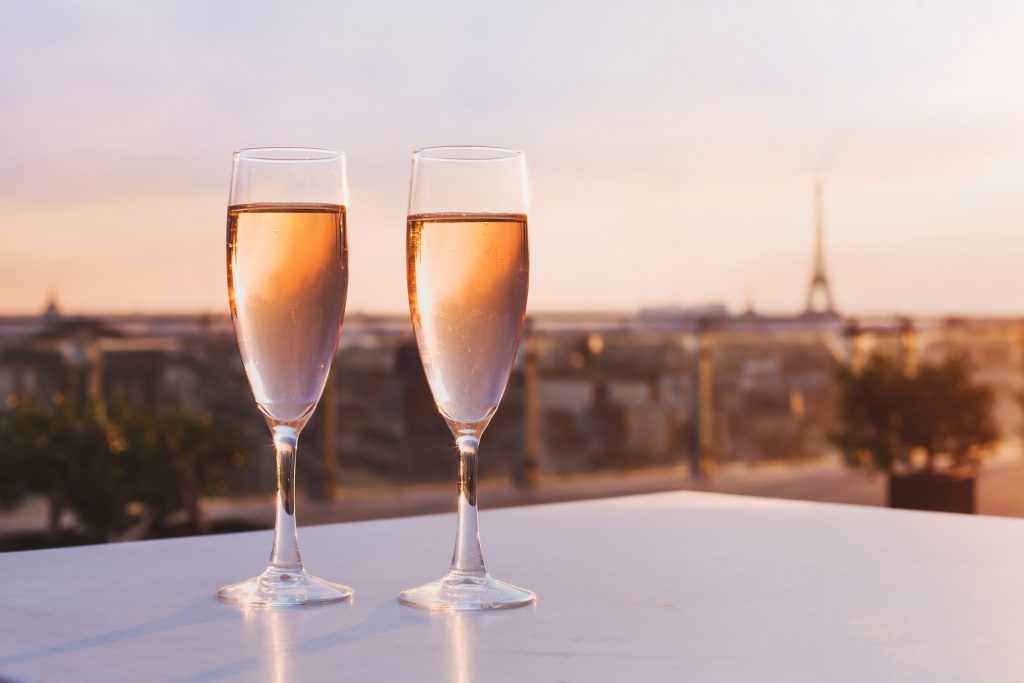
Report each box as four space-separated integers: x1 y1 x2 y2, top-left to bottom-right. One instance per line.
902 354 998 471
0 397 131 539
58 402 138 540
115 408 247 534
0 398 47 510
0 398 249 542
834 352 998 475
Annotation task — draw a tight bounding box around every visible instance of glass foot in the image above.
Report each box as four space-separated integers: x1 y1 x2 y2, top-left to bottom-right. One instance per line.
400 572 535 611
218 567 353 608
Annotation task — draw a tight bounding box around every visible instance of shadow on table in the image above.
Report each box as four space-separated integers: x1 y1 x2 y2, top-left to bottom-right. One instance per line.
0 594 428 683
166 599 431 683
0 595 239 671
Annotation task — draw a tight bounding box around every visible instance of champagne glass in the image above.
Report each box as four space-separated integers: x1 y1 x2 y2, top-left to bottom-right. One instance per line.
218 147 353 607
400 146 535 611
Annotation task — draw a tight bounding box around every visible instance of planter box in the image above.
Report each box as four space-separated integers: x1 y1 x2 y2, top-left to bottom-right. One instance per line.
888 471 975 514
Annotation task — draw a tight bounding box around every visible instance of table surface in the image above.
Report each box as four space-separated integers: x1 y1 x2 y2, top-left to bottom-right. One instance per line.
2 490 1024 682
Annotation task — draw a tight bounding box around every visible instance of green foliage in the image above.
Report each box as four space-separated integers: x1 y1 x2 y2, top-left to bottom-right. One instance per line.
0 399 50 509
0 398 248 540
58 403 137 539
834 352 998 474
834 354 906 473
114 408 247 533
0 398 130 536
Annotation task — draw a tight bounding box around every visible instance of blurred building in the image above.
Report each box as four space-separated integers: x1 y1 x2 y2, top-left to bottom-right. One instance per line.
2 297 1022 495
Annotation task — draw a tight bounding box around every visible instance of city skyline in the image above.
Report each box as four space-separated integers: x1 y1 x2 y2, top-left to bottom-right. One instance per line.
2 1 1023 316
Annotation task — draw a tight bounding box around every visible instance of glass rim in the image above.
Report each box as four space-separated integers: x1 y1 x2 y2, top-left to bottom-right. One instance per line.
413 145 524 162
234 147 344 163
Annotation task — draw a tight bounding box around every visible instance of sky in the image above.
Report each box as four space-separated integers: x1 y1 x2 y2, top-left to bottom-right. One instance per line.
1 0 1023 316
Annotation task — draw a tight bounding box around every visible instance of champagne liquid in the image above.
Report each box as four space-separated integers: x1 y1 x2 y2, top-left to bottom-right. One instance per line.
227 203 348 423
407 212 529 427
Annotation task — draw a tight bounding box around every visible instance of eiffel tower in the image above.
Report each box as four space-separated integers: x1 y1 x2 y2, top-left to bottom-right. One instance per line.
804 181 836 314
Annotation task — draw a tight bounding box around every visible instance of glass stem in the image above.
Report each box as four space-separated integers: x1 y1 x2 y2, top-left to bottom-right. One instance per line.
269 425 303 572
450 435 486 577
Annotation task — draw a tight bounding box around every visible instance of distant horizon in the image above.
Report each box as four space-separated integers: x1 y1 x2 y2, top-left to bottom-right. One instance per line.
4 297 1024 322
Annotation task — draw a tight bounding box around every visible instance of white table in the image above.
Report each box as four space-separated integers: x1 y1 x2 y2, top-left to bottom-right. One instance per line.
2 491 1024 682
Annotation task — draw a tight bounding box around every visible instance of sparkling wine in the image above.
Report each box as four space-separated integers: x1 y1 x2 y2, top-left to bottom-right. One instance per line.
407 212 529 427
227 203 348 423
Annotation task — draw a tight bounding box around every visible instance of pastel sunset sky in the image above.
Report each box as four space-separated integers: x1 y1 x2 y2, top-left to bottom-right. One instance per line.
2 1 1022 315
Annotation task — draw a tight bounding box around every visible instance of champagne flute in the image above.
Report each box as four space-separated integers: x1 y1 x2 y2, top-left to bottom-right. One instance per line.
218 147 352 607
400 146 535 611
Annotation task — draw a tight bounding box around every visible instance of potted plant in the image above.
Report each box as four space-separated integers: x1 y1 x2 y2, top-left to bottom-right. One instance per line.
833 351 997 514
